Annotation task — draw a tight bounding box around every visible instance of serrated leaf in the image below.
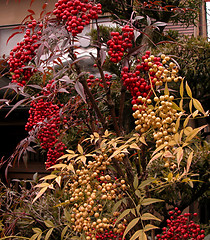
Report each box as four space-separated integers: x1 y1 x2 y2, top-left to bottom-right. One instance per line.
77 144 83 154
141 213 161 221
115 209 131 225
123 218 140 240
193 98 206 115
186 151 194 172
32 187 48 203
133 175 139 189
61 225 69 240
141 198 164 206
40 175 57 181
186 81 192 98
144 224 159 232
45 228 54 240
44 220 54 228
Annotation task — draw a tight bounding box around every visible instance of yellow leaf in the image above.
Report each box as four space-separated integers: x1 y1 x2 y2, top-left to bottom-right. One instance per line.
167 172 173 182
77 144 83 154
40 175 57 181
45 228 54 240
193 98 206 115
185 125 207 142
189 99 193 113
67 163 75 173
152 143 166 156
66 150 75 154
130 143 140 150
93 132 100 138
176 147 183 167
175 115 181 132
32 187 48 203
184 126 193 136
171 102 181 111
180 79 184 98
183 114 191 128
174 133 180 144
186 151 194 172
163 150 174 158
144 224 159 232
34 183 50 188
55 176 62 187
48 164 67 170
179 99 184 112
148 152 163 165
122 217 140 240
141 213 161 221
130 230 147 240
140 136 147 145
185 81 192 98
164 82 169 95
192 110 199 118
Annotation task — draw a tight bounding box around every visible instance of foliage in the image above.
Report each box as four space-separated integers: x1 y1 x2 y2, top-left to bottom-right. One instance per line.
0 0 209 239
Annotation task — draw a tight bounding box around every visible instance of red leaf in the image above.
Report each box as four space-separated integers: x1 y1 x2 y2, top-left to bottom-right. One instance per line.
30 0 36 7
42 3 48 9
6 31 23 45
28 9 35 15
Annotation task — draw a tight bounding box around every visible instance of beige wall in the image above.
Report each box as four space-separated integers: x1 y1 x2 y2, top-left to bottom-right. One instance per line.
0 0 57 26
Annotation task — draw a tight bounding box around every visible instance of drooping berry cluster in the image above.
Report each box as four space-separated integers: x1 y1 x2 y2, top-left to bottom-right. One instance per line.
25 80 67 168
86 73 112 88
8 19 43 86
53 0 102 36
156 208 205 240
63 142 127 239
107 25 134 63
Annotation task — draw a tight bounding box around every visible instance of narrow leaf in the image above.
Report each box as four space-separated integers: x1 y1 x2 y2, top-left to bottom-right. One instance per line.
144 224 159 232
193 98 206 115
77 144 83 154
186 81 192 98
32 187 48 203
176 147 183 167
45 228 53 240
186 151 193 172
75 81 87 103
123 218 140 240
61 225 69 240
115 209 131 225
141 213 161 221
141 198 164 206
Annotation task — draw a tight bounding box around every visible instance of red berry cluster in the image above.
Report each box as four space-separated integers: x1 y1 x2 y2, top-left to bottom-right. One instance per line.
25 80 67 168
95 228 124 239
8 19 43 86
121 51 161 106
107 25 134 63
53 0 102 36
86 73 112 88
156 208 205 240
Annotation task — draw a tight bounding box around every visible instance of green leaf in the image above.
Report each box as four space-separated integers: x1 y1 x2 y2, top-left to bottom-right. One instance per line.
44 220 54 228
133 175 139 189
122 217 140 240
141 198 164 206
45 228 54 240
141 213 161 221
61 225 69 240
138 178 155 190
